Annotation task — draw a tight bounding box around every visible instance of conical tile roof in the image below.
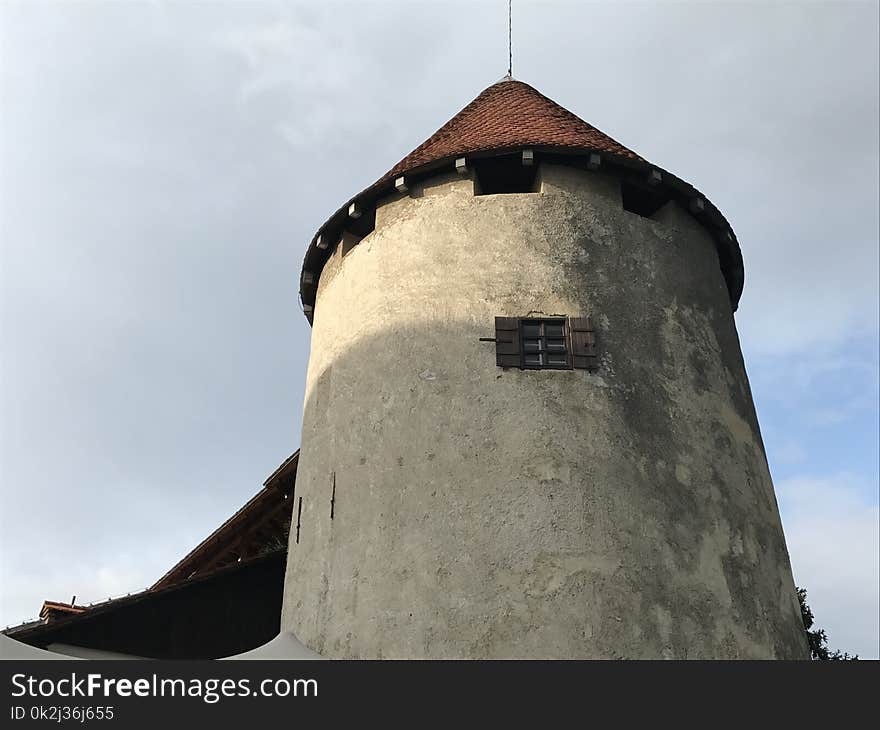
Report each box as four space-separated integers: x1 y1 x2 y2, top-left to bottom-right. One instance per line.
300 78 744 318
382 78 642 182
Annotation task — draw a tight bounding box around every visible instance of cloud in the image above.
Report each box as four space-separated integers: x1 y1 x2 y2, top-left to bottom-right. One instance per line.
778 474 879 659
747 342 879 440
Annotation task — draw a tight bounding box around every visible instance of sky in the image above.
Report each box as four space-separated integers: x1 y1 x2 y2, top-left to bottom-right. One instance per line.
1 0 877 658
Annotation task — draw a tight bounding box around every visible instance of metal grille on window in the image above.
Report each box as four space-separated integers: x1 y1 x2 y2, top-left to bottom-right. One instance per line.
522 320 569 369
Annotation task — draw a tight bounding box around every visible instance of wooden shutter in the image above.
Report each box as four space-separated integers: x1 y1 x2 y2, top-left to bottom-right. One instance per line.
568 316 597 370
495 317 521 368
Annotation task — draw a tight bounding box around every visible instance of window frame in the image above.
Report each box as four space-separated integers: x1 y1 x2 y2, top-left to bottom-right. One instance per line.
494 314 597 371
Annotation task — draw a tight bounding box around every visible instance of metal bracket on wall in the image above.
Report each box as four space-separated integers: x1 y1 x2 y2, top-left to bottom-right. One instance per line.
330 472 336 520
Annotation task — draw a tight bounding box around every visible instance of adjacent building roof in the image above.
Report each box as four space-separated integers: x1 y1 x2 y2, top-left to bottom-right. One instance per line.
151 451 298 590
5 451 299 639
299 77 745 320
40 601 87 622
5 552 287 658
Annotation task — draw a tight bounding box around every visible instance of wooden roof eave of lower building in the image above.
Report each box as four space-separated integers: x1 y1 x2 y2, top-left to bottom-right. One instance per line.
150 451 299 591
7 551 285 646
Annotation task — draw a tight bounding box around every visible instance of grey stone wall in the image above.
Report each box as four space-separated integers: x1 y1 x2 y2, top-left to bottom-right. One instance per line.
280 163 808 659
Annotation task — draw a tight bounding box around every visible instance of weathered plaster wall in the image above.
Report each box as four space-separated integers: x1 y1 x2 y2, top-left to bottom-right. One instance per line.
281 164 807 659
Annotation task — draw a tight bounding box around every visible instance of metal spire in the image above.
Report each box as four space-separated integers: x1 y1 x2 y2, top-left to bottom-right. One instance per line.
508 0 513 78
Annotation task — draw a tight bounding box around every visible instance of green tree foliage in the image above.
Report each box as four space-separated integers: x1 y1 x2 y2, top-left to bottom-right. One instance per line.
797 587 858 660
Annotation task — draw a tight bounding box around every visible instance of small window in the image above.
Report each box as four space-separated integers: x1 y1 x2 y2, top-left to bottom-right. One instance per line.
474 156 538 195
494 316 597 371
620 180 671 218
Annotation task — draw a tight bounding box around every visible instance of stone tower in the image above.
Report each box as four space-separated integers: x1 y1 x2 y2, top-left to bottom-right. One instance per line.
282 78 808 659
